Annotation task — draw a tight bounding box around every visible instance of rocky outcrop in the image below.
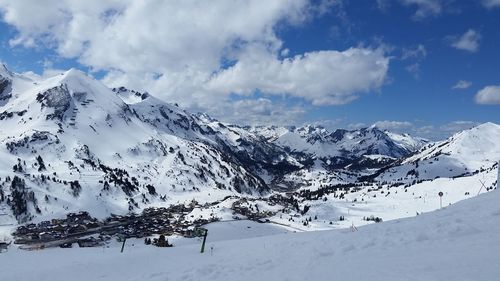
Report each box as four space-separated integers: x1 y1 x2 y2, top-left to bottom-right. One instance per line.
36 84 72 121
0 75 12 101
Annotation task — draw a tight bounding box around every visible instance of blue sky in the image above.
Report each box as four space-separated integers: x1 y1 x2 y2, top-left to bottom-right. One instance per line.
0 0 499 139
278 0 500 133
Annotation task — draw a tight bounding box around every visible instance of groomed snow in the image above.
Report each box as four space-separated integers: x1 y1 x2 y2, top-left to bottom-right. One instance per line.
2 189 500 281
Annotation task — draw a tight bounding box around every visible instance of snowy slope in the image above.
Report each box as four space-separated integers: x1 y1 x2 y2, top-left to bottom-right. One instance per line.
2 189 500 281
374 122 500 183
0 67 271 226
385 131 429 152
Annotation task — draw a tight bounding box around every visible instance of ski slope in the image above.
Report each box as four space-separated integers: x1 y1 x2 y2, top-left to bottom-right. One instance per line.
267 164 498 231
2 189 500 281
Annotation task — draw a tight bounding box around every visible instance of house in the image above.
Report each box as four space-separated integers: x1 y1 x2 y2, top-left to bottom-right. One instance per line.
39 221 51 228
59 242 72 248
67 225 87 234
51 218 63 225
77 237 102 248
0 242 10 252
39 232 55 241
14 226 30 235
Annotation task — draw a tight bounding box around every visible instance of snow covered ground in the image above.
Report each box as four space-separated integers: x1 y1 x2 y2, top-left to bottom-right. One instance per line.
2 188 500 281
266 165 498 231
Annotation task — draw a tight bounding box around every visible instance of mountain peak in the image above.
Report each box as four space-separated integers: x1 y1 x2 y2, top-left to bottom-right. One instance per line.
474 122 500 131
58 68 97 86
63 67 86 78
0 63 13 78
452 122 500 141
398 122 500 176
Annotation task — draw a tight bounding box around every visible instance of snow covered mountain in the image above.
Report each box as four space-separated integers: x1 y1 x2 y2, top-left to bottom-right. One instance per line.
225 124 428 191
250 125 426 160
0 67 280 224
0 64 496 233
370 122 500 183
233 125 418 191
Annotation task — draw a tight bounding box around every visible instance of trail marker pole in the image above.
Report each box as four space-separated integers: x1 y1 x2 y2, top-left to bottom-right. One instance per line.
438 191 443 209
200 229 208 253
120 238 127 253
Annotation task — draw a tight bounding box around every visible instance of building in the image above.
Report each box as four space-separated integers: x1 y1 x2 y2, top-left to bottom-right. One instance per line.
77 238 102 248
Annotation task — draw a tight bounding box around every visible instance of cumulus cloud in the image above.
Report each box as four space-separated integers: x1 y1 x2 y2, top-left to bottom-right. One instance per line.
0 0 390 124
483 0 500 8
207 47 389 106
208 98 306 126
450 29 481 53
475 86 500 104
452 80 472 90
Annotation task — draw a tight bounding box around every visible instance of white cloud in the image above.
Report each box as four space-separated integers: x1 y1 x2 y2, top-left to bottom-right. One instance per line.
450 29 481 53
0 0 390 124
208 98 306 126
452 80 472 90
371 120 413 130
475 86 500 104
378 0 447 20
414 121 479 140
401 44 427 60
401 45 425 79
483 0 500 8
348 122 368 130
307 118 344 130
405 63 421 79
439 121 479 133
207 47 389 106
308 0 344 16
401 0 442 20
376 0 391 11
345 119 482 141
